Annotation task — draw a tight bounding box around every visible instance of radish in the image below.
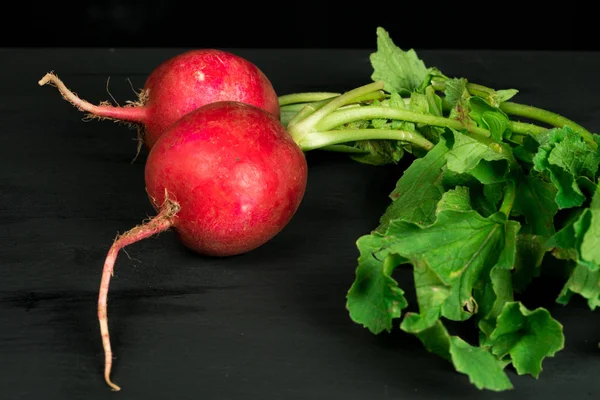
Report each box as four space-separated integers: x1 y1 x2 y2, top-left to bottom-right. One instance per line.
91 80 437 391
38 49 280 151
98 101 308 391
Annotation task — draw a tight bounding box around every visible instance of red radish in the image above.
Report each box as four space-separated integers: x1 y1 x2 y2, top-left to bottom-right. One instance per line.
38 49 281 151
98 101 308 391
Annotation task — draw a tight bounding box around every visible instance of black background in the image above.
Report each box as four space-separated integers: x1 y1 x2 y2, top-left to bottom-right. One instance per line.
4 1 600 50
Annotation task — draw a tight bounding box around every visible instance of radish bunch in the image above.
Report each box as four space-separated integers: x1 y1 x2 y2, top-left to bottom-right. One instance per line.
41 27 600 395
41 47 408 392
41 50 307 391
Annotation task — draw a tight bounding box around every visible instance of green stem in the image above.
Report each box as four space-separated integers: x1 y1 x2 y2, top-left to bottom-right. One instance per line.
441 97 547 136
499 180 517 217
289 81 385 135
281 108 308 127
286 90 384 130
510 121 547 136
350 90 388 104
463 83 493 98
282 90 389 129
432 78 596 147
499 102 595 143
280 103 314 113
296 129 434 152
282 89 385 113
316 106 491 138
286 98 333 128
319 144 370 154
278 92 339 106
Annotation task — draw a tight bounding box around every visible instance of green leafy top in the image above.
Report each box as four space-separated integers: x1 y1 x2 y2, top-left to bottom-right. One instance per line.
533 126 600 208
279 25 600 393
370 27 439 95
343 27 600 393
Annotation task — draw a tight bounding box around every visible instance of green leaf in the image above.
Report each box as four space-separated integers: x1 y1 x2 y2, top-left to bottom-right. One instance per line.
349 139 405 166
533 126 600 209
513 134 540 165
346 95 419 166
544 168 585 208
548 211 598 272
404 319 513 391
446 130 511 183
376 198 519 324
546 186 600 272
441 164 479 188
378 209 510 287
388 91 406 109
557 263 600 310
366 185 519 324
550 185 600 309
444 81 512 142
364 93 416 132
363 98 389 129
470 160 510 185
449 336 513 391
547 131 599 179
408 319 452 361
401 259 452 335
512 173 558 237
408 91 430 115
401 308 444 335
408 87 444 119
476 266 514 338
370 27 432 95
483 302 565 378
444 78 468 108
580 183 600 264
407 86 445 142
512 234 548 293
468 97 510 141
377 137 449 231
495 219 519 269
412 257 455 310
484 183 505 210
440 216 519 321
425 85 444 117
436 186 471 213
547 211 584 259
470 182 505 217
492 89 519 105
447 81 473 127
346 239 408 334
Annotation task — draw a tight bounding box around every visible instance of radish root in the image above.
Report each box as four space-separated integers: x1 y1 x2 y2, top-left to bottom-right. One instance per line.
98 194 180 391
38 72 149 158
127 89 150 163
105 76 120 106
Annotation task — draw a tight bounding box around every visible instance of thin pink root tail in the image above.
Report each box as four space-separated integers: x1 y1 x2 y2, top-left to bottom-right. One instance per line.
38 71 148 124
97 196 180 391
98 248 121 391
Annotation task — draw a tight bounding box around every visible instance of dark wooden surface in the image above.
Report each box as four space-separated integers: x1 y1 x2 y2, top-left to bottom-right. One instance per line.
1 48 599 399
